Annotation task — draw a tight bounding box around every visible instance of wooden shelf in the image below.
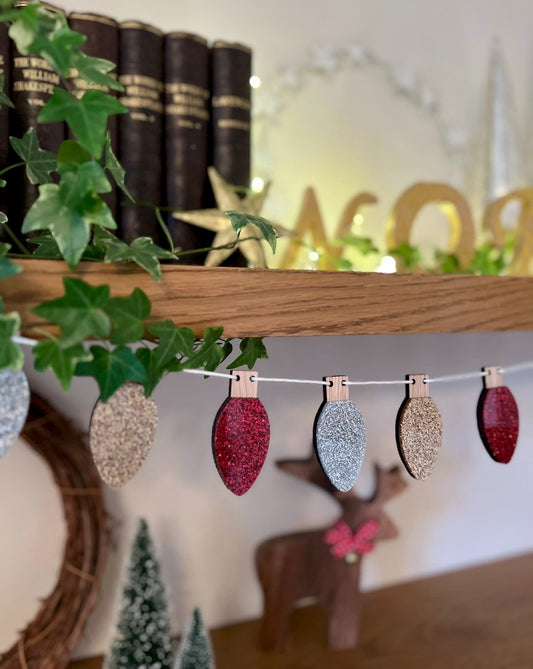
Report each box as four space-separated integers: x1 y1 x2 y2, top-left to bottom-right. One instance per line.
69 553 533 669
4 259 533 338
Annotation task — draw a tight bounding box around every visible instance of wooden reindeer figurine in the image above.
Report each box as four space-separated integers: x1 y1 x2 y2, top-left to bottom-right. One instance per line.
256 457 407 651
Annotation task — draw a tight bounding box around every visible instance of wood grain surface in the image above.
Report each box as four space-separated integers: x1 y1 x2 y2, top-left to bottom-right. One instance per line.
4 260 533 338
69 553 533 669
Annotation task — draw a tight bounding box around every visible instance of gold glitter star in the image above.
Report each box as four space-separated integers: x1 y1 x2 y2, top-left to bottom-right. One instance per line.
174 167 289 267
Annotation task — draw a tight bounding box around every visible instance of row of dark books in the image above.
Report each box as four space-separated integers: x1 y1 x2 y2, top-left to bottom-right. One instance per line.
0 7 252 264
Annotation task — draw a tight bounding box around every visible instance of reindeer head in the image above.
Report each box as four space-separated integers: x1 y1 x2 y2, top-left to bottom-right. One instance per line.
277 456 407 542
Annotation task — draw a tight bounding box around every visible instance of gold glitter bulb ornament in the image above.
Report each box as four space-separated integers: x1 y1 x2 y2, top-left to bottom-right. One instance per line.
396 374 443 480
314 375 366 492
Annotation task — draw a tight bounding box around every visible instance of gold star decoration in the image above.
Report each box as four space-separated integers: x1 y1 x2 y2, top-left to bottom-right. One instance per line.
175 167 290 267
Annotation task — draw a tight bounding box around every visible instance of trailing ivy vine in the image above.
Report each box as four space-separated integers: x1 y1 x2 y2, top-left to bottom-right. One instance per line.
0 1 273 398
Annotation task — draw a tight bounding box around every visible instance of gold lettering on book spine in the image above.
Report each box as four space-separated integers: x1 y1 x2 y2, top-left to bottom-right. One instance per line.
118 73 164 119
212 95 251 110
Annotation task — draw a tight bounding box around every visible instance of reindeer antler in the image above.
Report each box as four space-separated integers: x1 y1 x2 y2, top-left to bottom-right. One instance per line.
371 464 408 503
276 453 355 500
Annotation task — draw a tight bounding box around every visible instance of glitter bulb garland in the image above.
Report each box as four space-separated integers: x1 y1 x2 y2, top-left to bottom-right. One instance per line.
396 374 443 480
477 366 519 464
314 375 366 492
212 371 270 496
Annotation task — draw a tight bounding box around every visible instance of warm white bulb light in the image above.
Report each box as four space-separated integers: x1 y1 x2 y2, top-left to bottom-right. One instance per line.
353 213 364 226
251 177 265 193
250 75 262 88
377 255 396 273
308 250 320 261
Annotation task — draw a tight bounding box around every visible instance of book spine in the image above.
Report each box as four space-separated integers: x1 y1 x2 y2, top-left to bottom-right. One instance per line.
164 32 210 262
210 41 251 190
0 22 10 232
118 21 164 244
69 12 119 219
8 48 66 233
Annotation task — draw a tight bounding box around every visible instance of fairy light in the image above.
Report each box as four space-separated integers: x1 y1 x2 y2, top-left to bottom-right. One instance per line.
308 250 320 262
352 213 364 227
377 255 397 273
251 176 264 193
249 75 261 88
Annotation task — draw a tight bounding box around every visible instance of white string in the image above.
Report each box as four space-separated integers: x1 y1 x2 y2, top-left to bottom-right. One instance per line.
500 361 533 375
425 370 490 384
10 334 532 386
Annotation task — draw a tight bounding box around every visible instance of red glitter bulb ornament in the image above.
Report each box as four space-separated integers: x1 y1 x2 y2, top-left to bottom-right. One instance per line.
213 371 270 495
477 366 519 464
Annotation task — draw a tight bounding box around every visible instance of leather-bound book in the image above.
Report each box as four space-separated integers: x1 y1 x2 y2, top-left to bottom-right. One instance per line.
8 2 66 233
117 20 164 243
69 12 119 218
164 31 210 262
210 41 251 192
0 22 10 233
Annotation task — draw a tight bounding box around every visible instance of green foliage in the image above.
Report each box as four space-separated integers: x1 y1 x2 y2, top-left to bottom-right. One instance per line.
75 345 147 401
0 300 23 369
433 250 461 274
174 608 216 669
466 242 508 275
0 3 272 396
389 242 422 270
38 88 127 159
225 210 278 253
33 336 91 390
104 288 151 345
94 228 175 281
334 233 379 255
10 128 56 185
0 243 21 278
32 277 111 347
0 73 13 107
104 136 133 201
106 519 174 669
227 337 268 370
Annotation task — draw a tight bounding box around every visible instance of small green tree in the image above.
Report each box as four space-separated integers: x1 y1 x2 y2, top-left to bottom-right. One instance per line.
106 519 174 669
174 608 215 669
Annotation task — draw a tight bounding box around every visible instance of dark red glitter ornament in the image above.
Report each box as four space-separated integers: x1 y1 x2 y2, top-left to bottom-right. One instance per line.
477 366 519 464
213 371 270 495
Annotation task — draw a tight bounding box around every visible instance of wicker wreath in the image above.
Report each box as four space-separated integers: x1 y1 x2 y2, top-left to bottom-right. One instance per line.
0 392 108 669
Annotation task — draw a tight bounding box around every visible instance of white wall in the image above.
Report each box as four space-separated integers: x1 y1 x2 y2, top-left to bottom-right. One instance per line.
2 0 533 660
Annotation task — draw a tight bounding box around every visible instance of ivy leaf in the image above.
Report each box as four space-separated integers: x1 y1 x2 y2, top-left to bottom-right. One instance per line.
75 345 147 402
334 233 379 255
10 128 57 184
225 210 278 253
467 243 506 276
389 243 421 270
434 250 462 274
0 241 22 278
104 136 133 201
22 184 90 269
32 277 111 347
183 326 225 371
58 162 111 208
94 228 175 281
0 73 13 108
9 5 84 76
33 336 92 390
0 310 23 369
104 287 151 345
38 89 128 158
71 50 123 92
134 348 166 397
56 139 91 169
30 232 62 258
147 320 195 366
227 337 268 369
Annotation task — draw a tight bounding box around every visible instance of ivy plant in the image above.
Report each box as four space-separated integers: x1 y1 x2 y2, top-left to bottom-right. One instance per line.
0 1 274 399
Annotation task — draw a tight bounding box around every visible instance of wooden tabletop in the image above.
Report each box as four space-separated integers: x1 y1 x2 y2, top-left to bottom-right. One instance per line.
70 552 533 669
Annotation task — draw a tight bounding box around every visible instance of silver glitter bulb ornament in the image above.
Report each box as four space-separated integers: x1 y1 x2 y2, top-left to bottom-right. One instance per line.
0 369 30 459
314 375 366 492
468 38 525 221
